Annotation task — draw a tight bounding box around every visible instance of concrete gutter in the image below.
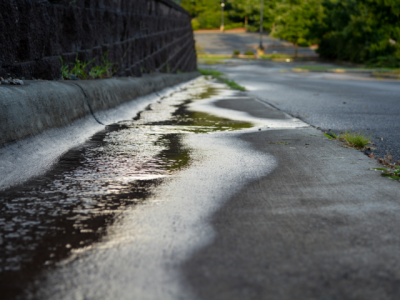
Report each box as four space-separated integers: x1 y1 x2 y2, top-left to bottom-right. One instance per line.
0 72 200 190
0 72 200 147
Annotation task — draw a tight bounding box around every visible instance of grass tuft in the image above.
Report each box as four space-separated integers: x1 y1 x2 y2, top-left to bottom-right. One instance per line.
198 69 224 77
340 131 370 149
324 131 337 139
324 130 370 150
233 50 240 56
198 68 245 91
222 78 246 91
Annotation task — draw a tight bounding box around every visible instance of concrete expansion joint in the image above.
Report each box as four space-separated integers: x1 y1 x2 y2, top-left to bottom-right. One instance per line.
253 96 305 123
69 82 106 126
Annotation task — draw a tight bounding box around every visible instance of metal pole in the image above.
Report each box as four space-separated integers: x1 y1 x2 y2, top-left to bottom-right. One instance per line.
221 2 225 32
259 0 264 49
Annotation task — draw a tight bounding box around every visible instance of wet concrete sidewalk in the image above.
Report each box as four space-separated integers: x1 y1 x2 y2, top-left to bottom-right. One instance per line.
1 77 400 299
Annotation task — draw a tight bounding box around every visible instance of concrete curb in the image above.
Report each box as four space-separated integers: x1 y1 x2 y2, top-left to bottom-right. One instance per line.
0 72 200 147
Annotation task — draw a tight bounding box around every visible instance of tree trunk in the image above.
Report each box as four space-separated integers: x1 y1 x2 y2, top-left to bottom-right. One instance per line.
245 16 248 29
295 42 298 58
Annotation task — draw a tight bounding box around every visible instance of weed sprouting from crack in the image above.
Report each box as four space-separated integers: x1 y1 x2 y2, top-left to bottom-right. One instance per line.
324 131 400 182
324 130 371 150
341 131 371 149
60 52 115 80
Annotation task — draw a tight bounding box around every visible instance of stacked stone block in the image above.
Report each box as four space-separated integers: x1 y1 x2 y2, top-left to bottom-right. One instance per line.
0 0 197 79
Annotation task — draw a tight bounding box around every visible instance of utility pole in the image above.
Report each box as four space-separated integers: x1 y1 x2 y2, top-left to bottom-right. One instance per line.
220 2 225 32
259 0 264 52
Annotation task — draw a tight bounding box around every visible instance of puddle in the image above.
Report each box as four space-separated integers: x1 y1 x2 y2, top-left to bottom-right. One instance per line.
0 77 258 299
145 100 254 133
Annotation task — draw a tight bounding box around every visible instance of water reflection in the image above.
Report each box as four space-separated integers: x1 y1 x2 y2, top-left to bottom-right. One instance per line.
146 100 254 133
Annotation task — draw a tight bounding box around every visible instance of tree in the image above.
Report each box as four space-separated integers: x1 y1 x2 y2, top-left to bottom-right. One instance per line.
227 0 277 32
272 0 323 57
314 0 400 65
227 0 258 29
182 0 234 30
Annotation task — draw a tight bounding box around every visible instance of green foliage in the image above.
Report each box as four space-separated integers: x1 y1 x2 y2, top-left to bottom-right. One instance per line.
59 52 114 80
298 38 311 47
227 0 276 31
89 53 114 79
198 55 230 65
182 0 223 29
182 0 266 30
340 131 370 149
314 0 400 66
198 69 224 77
60 56 69 79
184 0 400 65
196 11 223 29
233 50 241 55
259 53 293 60
224 22 244 30
367 56 400 68
221 78 246 91
198 68 246 91
324 130 370 149
374 166 400 181
70 56 94 80
272 0 323 57
191 19 200 31
324 131 337 139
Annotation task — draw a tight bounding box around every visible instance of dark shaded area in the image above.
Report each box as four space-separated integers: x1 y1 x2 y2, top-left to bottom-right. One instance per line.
0 0 196 79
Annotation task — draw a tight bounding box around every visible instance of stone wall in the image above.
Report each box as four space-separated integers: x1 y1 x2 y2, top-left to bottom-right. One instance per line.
0 0 197 80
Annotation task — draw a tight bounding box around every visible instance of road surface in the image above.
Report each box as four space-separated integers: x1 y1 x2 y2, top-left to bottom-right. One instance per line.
205 60 400 162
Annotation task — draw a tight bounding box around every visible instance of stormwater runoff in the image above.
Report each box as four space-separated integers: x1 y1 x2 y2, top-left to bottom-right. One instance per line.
0 77 306 299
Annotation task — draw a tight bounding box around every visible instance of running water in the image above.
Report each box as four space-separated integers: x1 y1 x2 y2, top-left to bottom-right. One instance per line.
1 77 304 299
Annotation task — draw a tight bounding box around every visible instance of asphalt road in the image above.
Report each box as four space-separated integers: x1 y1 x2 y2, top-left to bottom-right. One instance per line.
194 31 317 56
207 60 400 162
